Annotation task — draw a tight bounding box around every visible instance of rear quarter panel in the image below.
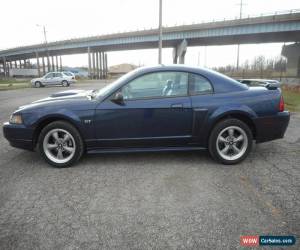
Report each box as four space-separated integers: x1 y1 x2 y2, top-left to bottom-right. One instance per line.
192 87 281 146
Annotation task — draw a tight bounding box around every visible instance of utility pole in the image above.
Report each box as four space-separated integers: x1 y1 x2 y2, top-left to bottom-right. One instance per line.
236 0 246 71
158 0 162 64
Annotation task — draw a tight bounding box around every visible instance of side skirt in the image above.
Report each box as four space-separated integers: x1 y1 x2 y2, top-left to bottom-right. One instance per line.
87 146 206 154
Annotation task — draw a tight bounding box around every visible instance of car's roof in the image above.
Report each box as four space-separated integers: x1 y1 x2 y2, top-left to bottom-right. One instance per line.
132 65 248 93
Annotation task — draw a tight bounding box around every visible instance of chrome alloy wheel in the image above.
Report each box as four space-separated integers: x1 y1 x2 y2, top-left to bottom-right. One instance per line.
43 128 76 164
216 126 248 161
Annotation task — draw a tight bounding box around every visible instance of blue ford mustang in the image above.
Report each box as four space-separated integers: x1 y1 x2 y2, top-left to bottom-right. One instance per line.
3 65 290 167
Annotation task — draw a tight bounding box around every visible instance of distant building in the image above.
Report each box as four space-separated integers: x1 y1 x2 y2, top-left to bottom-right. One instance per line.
109 63 138 77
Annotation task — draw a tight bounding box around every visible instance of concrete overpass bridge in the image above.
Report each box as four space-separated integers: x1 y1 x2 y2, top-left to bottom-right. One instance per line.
1 9 300 78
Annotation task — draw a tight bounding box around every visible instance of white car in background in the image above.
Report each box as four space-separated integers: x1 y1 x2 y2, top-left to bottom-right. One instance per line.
31 72 76 88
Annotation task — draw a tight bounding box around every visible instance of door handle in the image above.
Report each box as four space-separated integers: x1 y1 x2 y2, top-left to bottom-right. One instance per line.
171 103 183 108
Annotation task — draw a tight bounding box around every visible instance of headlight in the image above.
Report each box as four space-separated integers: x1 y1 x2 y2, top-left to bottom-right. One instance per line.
9 114 23 124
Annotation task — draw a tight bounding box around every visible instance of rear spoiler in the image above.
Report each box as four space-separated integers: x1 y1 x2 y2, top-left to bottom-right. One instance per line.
265 83 279 90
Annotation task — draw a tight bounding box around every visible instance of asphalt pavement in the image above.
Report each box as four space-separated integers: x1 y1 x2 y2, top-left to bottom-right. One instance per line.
0 82 299 249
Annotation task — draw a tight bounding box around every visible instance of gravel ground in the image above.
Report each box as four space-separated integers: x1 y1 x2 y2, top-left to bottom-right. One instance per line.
0 82 299 249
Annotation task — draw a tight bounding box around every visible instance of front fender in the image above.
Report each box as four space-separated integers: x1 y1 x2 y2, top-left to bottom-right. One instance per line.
24 109 82 127
23 108 94 141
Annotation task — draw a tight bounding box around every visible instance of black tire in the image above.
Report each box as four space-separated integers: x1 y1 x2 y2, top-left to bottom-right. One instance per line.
37 121 84 168
35 81 42 88
208 118 253 165
62 80 69 87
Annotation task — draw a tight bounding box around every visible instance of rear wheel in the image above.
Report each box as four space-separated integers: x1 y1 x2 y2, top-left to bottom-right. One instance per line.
62 80 69 87
208 118 253 164
38 121 84 167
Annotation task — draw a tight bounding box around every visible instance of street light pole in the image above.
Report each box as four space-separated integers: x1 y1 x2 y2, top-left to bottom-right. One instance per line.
37 24 48 44
43 25 48 44
37 24 50 72
158 0 162 64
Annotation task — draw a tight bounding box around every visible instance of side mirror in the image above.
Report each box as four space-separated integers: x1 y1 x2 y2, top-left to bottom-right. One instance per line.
112 92 124 105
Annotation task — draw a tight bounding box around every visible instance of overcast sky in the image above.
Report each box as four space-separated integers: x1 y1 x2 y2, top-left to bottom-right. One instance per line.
0 0 299 68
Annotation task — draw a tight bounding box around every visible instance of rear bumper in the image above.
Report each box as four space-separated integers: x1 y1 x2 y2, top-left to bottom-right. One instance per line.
3 122 34 150
254 111 290 143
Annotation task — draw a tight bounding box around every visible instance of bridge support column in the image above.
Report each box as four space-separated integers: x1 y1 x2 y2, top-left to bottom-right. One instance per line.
46 52 50 72
55 56 59 72
98 52 101 79
282 43 300 77
42 57 46 75
87 47 91 79
27 59 32 69
96 52 100 79
173 39 187 64
51 56 55 72
59 56 62 71
2 57 7 78
99 52 103 79
36 52 41 76
92 52 96 79
104 53 108 79
14 61 17 68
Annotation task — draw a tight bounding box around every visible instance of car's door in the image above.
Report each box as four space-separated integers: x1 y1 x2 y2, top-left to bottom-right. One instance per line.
43 73 55 85
54 72 63 84
94 71 193 148
188 73 215 146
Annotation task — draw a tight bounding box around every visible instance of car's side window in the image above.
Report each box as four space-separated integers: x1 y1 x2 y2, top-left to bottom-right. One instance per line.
45 73 53 78
55 73 62 77
189 73 213 95
121 71 188 100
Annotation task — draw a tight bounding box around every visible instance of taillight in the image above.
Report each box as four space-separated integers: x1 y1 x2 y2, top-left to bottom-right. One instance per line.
279 95 284 112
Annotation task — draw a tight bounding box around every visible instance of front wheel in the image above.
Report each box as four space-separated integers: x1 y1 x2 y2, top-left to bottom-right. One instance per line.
35 81 42 88
208 118 253 164
38 121 84 167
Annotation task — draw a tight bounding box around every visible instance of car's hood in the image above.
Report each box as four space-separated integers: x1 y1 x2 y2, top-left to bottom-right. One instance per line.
17 89 96 112
31 77 43 82
32 89 94 104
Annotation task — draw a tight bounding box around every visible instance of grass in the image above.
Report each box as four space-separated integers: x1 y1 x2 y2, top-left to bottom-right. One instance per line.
282 89 300 112
0 82 30 91
0 78 30 90
0 79 29 84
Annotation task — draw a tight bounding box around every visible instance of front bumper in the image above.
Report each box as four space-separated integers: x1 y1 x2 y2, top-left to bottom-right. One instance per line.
3 122 34 150
254 111 290 143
